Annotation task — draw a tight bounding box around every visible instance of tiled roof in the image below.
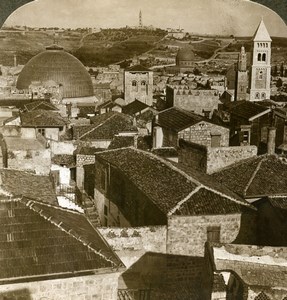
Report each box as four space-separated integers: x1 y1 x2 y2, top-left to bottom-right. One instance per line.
152 147 178 158
20 110 67 127
108 135 152 151
0 197 123 282
126 64 151 72
108 136 135 149
95 148 253 216
75 146 106 155
122 100 150 115
77 106 96 117
173 188 242 215
0 169 57 204
227 101 270 120
155 107 206 131
213 155 287 198
0 99 43 109
267 196 287 210
51 155 76 167
24 101 58 112
74 112 137 141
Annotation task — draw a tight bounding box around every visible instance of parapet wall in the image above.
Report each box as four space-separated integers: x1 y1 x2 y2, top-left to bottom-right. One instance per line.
206 145 257 174
99 226 167 267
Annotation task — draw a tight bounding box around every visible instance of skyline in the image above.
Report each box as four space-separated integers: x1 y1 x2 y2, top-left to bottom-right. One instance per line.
4 0 287 37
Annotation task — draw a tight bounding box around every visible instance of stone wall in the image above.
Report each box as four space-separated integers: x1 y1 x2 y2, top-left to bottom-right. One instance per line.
167 214 241 257
166 86 220 115
76 154 96 190
206 145 258 174
50 141 76 155
178 121 229 147
7 149 51 175
99 226 167 267
0 272 120 300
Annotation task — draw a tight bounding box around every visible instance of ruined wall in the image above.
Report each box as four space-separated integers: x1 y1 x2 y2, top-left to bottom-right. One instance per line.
7 149 51 175
0 272 120 300
206 145 258 174
167 214 241 257
98 226 167 267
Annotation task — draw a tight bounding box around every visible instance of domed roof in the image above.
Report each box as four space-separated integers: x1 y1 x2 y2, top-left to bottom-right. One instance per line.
16 45 94 99
177 48 196 61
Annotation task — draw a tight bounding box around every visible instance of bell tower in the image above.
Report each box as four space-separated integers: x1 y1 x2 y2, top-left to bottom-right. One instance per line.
249 19 272 101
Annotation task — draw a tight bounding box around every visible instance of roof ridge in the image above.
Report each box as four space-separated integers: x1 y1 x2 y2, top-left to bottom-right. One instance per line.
243 156 265 197
203 186 255 210
168 185 203 216
79 114 117 139
23 198 119 267
129 147 203 186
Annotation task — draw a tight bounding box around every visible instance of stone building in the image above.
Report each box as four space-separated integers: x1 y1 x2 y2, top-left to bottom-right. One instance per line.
231 20 272 102
91 147 254 257
249 20 272 101
220 101 286 151
235 46 248 101
72 111 138 148
153 107 229 149
0 196 124 300
16 44 95 103
166 85 220 117
124 65 153 106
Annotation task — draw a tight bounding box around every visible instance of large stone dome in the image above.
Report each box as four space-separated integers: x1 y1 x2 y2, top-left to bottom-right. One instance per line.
16 45 94 99
177 48 196 62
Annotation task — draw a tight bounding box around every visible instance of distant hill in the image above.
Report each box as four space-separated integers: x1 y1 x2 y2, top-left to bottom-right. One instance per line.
252 0 287 24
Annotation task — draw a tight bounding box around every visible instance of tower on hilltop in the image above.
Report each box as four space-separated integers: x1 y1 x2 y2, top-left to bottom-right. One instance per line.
249 19 272 101
139 10 143 28
235 46 248 101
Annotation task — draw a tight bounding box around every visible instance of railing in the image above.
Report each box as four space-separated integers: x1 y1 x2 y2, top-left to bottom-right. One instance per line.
57 184 76 194
117 289 151 300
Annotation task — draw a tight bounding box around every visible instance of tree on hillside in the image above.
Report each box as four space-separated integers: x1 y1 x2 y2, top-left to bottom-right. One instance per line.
276 78 283 88
280 63 284 77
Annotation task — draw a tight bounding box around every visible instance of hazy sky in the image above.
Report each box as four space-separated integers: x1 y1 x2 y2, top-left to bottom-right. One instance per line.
4 0 287 36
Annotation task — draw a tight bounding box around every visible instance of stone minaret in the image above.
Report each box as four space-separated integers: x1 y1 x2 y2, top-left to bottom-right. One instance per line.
139 10 143 27
249 19 272 101
235 46 248 101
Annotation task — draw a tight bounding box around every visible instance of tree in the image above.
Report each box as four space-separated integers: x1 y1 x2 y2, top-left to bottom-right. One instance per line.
280 63 284 77
272 65 278 76
276 78 283 88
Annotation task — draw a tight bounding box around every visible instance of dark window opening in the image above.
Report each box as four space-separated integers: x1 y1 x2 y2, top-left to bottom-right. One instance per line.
207 226 220 243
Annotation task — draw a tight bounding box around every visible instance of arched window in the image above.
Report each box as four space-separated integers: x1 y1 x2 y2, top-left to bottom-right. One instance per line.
132 80 137 91
254 291 270 300
260 43 263 47
258 53 262 61
262 53 266 61
141 80 147 94
261 92 266 99
255 92 260 99
259 71 263 80
257 43 260 47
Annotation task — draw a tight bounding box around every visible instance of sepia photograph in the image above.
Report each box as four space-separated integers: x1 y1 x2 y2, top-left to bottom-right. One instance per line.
0 0 286 299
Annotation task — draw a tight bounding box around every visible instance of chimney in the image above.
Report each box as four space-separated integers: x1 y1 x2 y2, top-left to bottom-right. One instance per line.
267 127 276 155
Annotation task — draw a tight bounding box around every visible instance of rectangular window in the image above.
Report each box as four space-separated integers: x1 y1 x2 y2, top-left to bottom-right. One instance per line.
104 205 108 216
207 226 220 243
100 168 107 192
211 134 221 147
